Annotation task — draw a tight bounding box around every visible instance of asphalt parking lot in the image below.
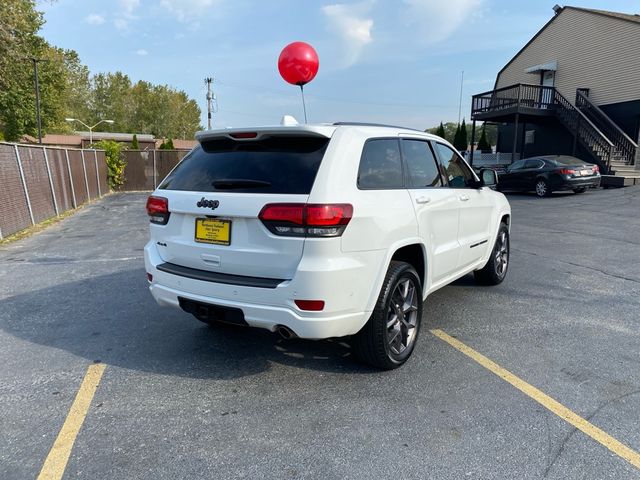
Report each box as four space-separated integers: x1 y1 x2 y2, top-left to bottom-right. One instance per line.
1 188 639 479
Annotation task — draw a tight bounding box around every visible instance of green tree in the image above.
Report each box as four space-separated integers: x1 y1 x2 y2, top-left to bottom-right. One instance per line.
453 124 463 150
93 139 126 189
459 118 468 151
435 122 446 139
477 124 492 152
61 49 92 127
131 133 139 149
92 72 132 133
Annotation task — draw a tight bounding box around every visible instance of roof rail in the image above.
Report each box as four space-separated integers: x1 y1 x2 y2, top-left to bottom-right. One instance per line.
332 122 425 133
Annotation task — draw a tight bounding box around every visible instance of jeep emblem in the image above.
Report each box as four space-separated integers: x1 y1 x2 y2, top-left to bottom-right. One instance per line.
197 198 219 210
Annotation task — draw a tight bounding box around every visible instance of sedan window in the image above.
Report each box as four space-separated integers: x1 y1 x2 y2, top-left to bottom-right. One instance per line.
524 159 544 169
509 160 526 170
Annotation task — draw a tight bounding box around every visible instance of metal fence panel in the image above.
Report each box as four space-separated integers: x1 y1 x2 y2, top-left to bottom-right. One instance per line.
67 149 88 205
17 146 55 224
96 151 108 194
84 151 99 200
156 150 187 184
46 148 74 213
0 144 32 238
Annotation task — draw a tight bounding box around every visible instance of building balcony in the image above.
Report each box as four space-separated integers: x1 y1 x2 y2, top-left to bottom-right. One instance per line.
471 83 557 122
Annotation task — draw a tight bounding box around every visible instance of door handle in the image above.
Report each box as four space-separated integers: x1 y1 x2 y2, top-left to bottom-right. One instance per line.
459 194 470 201
415 196 431 204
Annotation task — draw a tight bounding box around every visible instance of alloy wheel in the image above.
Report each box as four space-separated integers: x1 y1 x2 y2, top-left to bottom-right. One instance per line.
494 230 509 278
386 278 419 355
535 180 547 197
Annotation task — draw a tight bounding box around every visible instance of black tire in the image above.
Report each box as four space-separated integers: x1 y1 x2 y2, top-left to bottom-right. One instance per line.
573 187 586 194
351 261 422 370
474 223 510 286
535 178 551 197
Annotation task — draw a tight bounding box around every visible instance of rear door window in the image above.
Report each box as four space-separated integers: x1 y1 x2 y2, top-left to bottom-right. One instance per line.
357 138 404 189
401 139 443 188
524 159 544 169
159 135 329 194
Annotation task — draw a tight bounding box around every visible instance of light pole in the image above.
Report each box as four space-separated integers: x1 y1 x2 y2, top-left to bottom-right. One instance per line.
65 118 114 147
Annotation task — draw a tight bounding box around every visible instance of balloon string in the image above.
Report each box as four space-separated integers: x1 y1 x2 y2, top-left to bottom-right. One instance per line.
300 85 308 124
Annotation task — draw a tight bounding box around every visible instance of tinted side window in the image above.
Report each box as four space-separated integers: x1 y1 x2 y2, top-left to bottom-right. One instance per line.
401 139 442 188
358 139 403 189
160 136 328 194
524 159 543 169
509 160 526 170
433 143 475 188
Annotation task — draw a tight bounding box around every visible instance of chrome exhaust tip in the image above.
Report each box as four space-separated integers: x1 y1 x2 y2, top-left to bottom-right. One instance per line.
276 325 297 340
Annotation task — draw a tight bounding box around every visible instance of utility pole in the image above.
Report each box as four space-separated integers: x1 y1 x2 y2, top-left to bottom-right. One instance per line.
205 77 213 129
457 70 464 126
31 58 44 144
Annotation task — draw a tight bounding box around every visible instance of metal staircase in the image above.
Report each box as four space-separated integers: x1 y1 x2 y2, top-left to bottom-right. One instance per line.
574 90 640 186
471 83 639 187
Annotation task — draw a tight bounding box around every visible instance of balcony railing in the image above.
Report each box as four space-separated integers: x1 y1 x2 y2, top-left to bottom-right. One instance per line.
471 83 556 118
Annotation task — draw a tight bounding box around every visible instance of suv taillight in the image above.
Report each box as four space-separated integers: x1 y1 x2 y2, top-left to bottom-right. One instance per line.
259 203 353 237
146 196 170 225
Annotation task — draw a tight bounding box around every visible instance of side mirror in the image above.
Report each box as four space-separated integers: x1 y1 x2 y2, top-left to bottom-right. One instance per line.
480 168 498 187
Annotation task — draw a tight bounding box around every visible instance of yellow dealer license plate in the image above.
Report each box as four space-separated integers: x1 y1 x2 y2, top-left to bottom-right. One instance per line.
194 218 231 245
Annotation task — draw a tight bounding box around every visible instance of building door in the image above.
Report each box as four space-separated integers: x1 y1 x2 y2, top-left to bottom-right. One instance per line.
540 70 555 107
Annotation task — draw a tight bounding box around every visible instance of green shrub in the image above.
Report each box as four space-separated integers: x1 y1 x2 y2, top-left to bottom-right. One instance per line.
159 137 175 150
131 134 139 149
93 140 126 189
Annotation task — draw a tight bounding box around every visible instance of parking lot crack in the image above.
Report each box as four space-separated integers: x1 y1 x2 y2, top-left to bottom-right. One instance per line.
543 388 640 477
512 248 640 285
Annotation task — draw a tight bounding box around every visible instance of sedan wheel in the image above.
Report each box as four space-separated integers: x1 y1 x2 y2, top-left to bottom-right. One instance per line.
535 179 550 197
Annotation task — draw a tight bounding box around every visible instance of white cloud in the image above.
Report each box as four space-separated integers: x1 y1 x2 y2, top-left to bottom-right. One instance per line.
135 49 149 56
322 1 374 68
120 0 140 16
401 0 483 44
114 18 129 30
160 0 219 22
85 13 105 25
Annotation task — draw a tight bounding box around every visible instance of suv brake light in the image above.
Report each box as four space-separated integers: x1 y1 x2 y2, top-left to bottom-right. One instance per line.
259 203 353 237
146 196 170 225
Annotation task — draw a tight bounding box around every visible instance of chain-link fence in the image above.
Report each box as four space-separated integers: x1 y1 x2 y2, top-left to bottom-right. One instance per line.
0 142 108 239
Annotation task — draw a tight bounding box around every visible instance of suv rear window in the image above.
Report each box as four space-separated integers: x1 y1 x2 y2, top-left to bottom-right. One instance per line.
159 135 329 194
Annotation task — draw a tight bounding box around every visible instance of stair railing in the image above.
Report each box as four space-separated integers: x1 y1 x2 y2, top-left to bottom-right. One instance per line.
554 90 614 171
575 90 637 165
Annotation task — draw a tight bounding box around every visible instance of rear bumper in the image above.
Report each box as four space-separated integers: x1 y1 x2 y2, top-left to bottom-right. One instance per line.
144 241 379 339
148 282 368 338
551 175 601 190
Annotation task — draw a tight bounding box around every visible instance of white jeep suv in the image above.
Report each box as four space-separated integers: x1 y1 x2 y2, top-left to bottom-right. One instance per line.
144 122 511 369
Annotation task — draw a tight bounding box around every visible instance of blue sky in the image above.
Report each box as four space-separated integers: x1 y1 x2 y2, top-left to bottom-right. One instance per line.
40 0 637 132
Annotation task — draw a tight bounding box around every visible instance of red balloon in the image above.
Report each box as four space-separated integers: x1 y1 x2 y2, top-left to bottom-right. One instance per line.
278 42 319 86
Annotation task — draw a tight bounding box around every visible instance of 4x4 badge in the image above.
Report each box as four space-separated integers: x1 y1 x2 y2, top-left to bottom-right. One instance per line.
197 198 219 210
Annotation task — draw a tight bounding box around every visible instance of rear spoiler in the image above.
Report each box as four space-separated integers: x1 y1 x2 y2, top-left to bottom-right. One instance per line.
195 125 336 143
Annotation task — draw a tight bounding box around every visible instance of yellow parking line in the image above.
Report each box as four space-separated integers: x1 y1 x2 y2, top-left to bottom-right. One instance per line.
37 363 106 480
430 329 640 470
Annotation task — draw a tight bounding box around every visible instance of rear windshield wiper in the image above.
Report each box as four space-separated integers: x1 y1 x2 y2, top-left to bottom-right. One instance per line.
212 179 272 189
